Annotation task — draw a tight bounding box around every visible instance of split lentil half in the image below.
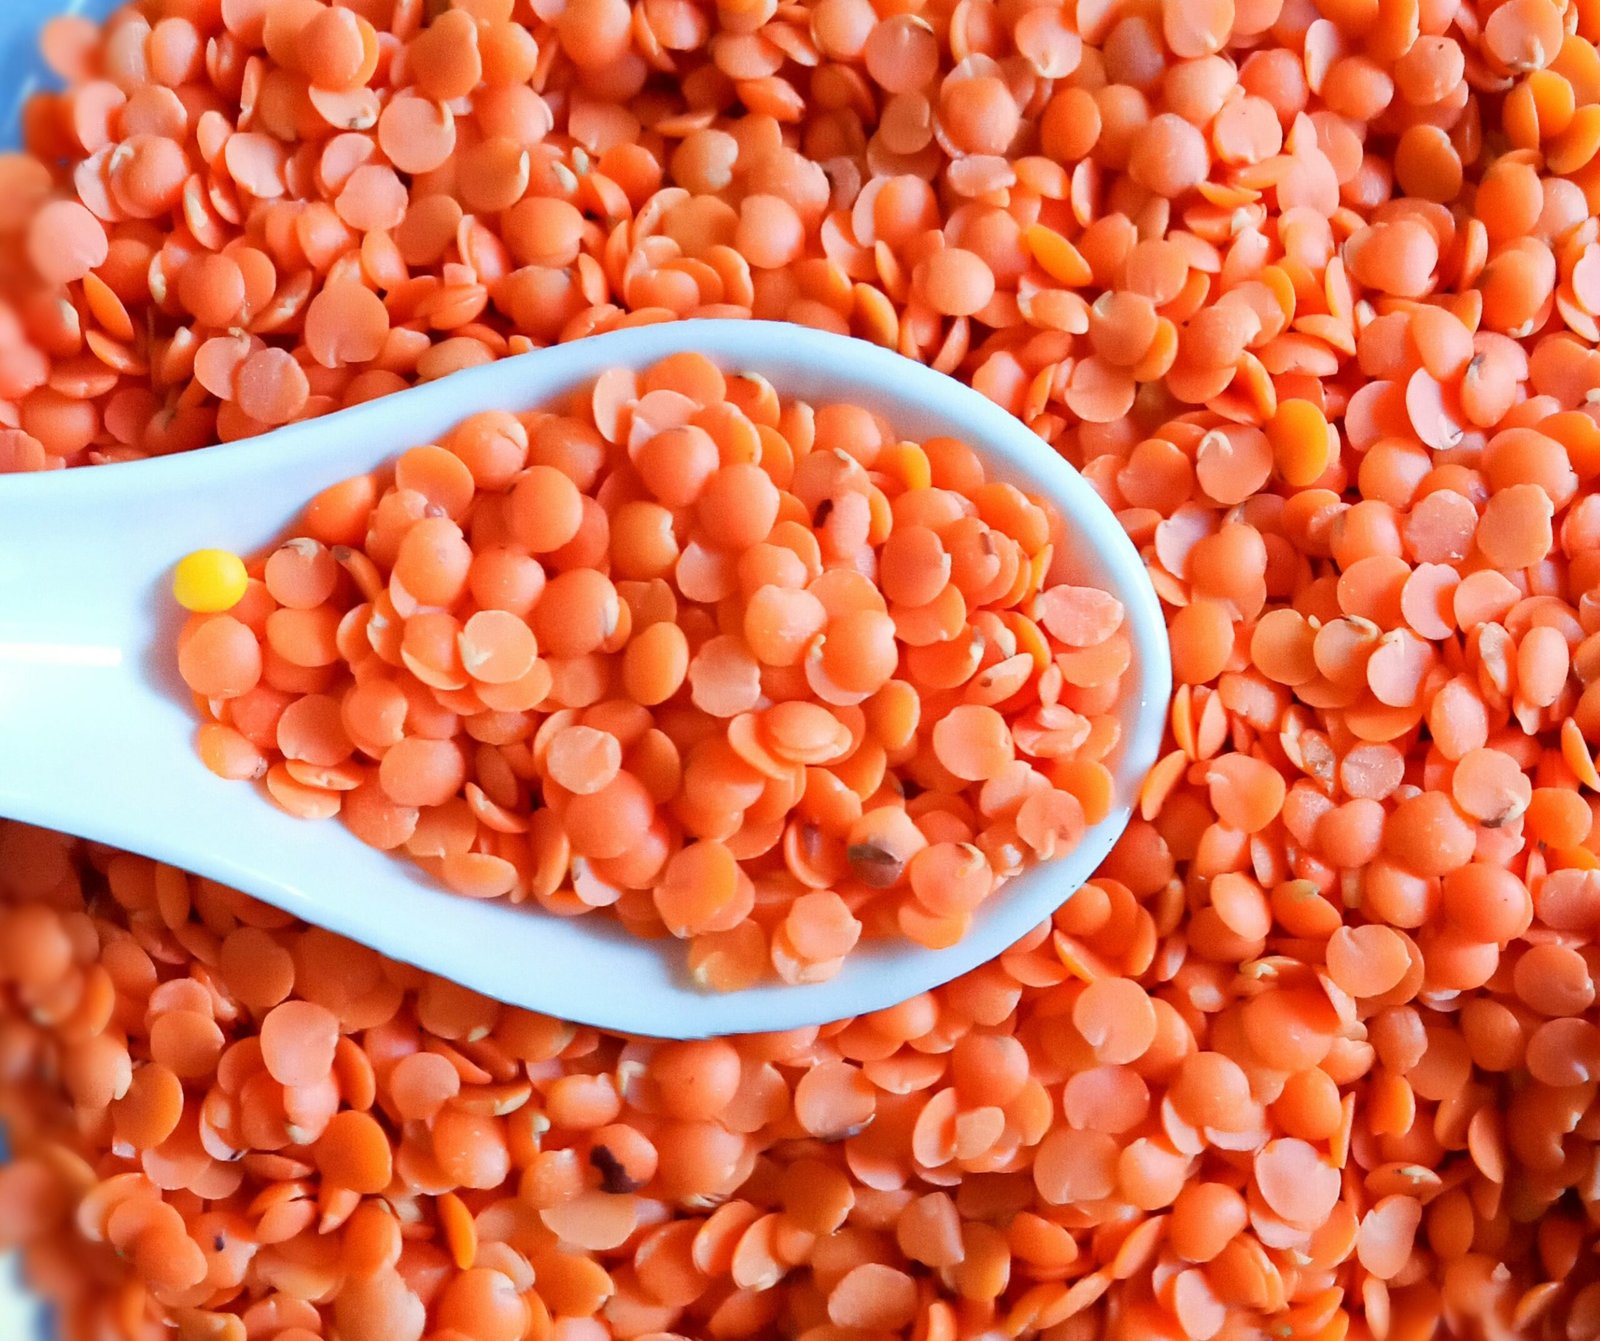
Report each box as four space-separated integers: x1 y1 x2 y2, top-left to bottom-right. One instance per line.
172 361 1130 984
3 0 1600 1335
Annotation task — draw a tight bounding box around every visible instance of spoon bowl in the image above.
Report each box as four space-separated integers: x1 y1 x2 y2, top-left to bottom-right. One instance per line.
0 321 1170 1037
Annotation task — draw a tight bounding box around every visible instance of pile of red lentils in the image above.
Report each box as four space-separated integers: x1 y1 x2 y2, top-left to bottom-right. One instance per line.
3 0 1600 1336
174 364 1134 985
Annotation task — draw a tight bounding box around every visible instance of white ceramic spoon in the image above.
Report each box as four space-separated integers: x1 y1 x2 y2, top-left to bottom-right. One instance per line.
0 320 1171 1037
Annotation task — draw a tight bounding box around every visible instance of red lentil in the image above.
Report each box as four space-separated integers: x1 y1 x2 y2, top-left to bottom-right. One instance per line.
2 0 1600 1336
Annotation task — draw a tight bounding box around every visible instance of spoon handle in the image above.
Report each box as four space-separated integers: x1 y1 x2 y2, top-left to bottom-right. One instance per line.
0 470 168 833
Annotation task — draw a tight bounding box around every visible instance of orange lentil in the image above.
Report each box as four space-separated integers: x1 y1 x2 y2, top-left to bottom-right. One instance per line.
177 616 263 700
914 248 996 318
5 0 1600 1334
